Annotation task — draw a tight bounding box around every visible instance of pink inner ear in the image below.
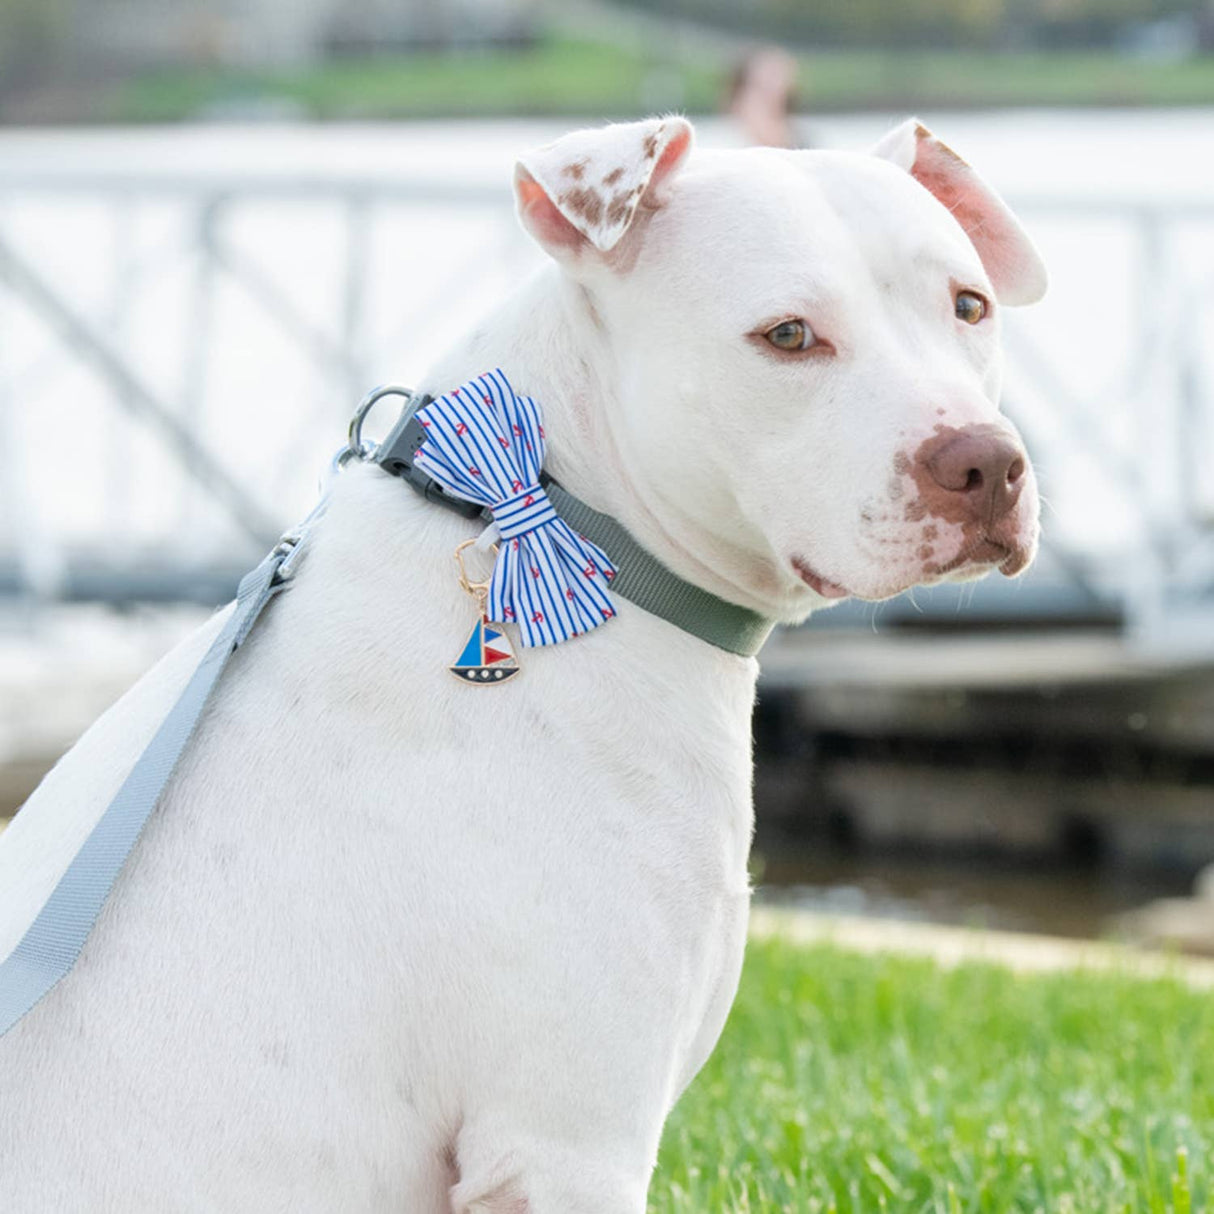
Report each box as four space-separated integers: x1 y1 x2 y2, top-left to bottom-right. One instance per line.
911 161 1023 301
912 163 997 243
516 173 585 252
654 127 691 181
906 133 1046 305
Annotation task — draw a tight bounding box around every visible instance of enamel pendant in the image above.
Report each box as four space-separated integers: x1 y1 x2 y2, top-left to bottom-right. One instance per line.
449 613 521 685
451 538 520 686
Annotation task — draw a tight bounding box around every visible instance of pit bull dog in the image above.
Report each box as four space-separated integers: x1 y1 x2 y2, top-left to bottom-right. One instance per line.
0 115 1046 1212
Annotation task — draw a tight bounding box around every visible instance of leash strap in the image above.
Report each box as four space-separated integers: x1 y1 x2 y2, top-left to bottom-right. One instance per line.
0 546 290 1039
0 377 775 1041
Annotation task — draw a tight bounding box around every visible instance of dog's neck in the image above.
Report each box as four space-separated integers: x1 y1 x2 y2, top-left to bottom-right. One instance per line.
420 268 625 519
417 266 787 619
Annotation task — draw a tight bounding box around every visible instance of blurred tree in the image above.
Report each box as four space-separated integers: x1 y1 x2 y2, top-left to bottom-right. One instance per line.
618 0 1205 50
0 0 70 95
1200 0 1214 48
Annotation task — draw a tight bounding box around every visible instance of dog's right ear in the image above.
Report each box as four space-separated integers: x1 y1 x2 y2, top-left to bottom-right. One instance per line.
514 116 693 265
872 118 1047 306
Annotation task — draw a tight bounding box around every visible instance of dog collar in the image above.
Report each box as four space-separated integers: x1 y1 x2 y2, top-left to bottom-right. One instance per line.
368 376 776 658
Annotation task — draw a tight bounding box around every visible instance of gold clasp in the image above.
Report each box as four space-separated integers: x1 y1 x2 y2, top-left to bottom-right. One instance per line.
454 538 496 601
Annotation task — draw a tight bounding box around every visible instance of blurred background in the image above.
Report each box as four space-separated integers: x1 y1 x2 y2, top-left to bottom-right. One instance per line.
3 0 1214 953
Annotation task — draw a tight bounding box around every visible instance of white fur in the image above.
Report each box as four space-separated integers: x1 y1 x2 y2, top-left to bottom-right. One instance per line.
0 116 1044 1212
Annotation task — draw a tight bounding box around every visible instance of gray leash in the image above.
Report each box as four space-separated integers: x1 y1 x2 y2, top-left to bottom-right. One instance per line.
0 388 393 1042
0 543 292 1039
0 380 776 1042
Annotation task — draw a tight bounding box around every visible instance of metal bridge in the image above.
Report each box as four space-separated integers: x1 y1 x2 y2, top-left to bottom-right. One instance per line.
2 140 1214 683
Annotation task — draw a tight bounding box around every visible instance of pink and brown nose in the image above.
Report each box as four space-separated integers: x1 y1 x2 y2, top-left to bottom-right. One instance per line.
921 424 1027 524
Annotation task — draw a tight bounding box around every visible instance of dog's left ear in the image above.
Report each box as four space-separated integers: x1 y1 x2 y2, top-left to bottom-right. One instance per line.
873 119 1047 306
514 116 693 264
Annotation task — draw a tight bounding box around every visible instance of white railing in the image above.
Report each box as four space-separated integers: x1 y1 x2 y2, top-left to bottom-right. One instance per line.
2 149 1213 654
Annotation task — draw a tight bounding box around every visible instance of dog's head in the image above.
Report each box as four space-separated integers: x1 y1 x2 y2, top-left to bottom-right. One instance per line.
514 116 1046 622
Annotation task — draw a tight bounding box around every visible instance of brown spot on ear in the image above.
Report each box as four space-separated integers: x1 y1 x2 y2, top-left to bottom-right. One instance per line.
602 166 624 186
605 188 635 228
918 544 934 560
642 133 659 159
936 407 946 417
915 123 967 167
558 187 604 227
904 500 928 522
562 159 589 181
922 524 938 540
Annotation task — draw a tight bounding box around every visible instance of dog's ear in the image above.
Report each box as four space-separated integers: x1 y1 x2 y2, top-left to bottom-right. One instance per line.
872 118 1047 306
514 116 693 263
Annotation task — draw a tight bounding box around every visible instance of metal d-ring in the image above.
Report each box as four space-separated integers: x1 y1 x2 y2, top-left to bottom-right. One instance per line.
341 384 414 467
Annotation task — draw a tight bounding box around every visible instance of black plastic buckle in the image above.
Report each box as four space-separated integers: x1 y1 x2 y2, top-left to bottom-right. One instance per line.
372 393 490 521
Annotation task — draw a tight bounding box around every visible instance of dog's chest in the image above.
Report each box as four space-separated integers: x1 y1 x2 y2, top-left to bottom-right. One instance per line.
260 487 762 1079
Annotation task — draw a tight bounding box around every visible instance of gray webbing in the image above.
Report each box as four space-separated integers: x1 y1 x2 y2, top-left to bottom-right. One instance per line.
372 388 777 658
0 452 774 1042
0 546 289 1039
546 483 775 658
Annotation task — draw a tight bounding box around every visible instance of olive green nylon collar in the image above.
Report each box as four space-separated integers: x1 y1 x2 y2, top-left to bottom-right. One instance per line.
367 388 776 657
545 482 776 658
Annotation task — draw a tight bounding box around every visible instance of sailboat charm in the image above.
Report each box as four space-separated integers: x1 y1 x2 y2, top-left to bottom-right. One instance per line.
450 613 521 684
450 538 521 685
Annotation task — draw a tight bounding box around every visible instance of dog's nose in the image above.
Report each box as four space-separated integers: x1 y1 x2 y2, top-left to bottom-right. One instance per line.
925 424 1027 523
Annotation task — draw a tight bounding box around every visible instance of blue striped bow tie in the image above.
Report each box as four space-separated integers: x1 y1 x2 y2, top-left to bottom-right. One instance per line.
413 369 618 647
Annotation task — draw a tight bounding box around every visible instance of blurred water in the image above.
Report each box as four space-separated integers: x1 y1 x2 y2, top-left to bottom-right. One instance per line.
755 846 1195 940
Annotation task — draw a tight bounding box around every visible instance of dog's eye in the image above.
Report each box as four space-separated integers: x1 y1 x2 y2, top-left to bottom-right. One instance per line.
955 291 988 325
764 319 816 351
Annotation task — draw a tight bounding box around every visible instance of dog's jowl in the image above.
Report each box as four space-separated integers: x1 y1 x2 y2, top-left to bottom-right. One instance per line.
0 116 1045 1212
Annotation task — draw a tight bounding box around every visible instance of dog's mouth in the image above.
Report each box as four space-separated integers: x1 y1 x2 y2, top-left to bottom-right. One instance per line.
928 532 1033 581
792 527 1032 604
791 556 850 600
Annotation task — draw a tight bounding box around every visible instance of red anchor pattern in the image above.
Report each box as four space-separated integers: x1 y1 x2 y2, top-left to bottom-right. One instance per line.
411 371 618 649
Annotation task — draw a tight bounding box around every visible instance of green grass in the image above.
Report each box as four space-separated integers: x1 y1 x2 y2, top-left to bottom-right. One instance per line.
99 35 1214 124
650 936 1213 1212
103 35 722 123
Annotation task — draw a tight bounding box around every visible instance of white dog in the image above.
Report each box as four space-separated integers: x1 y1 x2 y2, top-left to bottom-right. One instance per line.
0 115 1045 1212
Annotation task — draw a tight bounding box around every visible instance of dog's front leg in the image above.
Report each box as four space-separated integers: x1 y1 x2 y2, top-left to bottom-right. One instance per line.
450 1129 652 1214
